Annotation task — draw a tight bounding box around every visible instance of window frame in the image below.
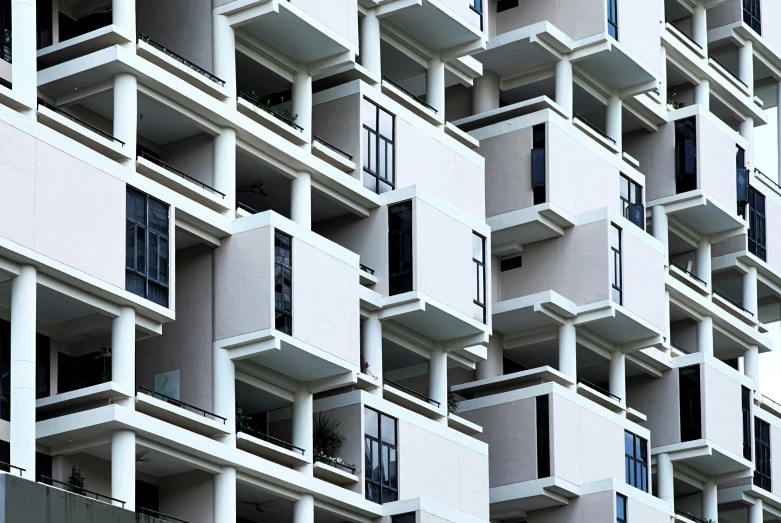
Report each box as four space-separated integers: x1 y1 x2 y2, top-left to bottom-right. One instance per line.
607 0 618 40
472 232 487 324
536 395 550 478
755 417 771 491
364 407 399 504
616 493 627 523
126 187 170 308
388 201 413 296
362 98 395 194
742 386 752 461
679 365 702 442
748 187 767 261
610 224 623 305
274 230 293 335
620 174 644 230
624 431 648 492
743 0 761 34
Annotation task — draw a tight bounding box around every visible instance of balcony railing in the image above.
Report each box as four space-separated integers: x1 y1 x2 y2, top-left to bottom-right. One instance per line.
675 510 710 523
139 152 226 198
38 100 126 146
670 261 707 286
138 386 228 424
762 395 781 411
314 454 357 474
755 168 781 192
578 377 621 402
712 290 754 317
709 54 748 88
139 508 189 523
671 342 691 355
384 378 441 408
574 113 616 145
138 34 225 87
39 476 125 507
238 91 304 131
237 425 305 455
665 19 702 50
237 202 260 215
382 76 438 113
360 264 375 275
313 135 353 161
0 461 24 476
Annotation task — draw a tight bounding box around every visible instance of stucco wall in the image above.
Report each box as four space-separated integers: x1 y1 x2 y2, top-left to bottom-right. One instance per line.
766 196 781 272
702 363 744 457
617 0 662 75
137 0 214 71
624 123 676 202
622 227 666 330
316 403 362 495
492 0 604 40
160 134 215 190
440 0 482 31
288 0 358 47
707 1 740 30
626 372 680 448
480 127 534 219
698 113 738 213
312 93 361 182
528 490 613 523
159 470 214 523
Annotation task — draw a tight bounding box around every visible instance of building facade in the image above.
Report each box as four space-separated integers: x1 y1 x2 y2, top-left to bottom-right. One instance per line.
0 0 779 523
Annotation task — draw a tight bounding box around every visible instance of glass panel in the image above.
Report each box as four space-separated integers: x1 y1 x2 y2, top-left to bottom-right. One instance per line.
368 133 377 172
136 226 146 275
126 223 135 269
385 142 394 183
159 237 169 285
363 171 377 192
362 130 370 171
148 232 158 279
362 98 377 131
381 414 396 445
477 265 485 302
610 225 620 251
365 408 378 438
381 445 390 484
473 234 483 261
379 139 386 180
620 176 629 201
612 287 622 304
379 108 393 139
149 199 168 234
625 432 633 456
371 440 380 482
127 188 146 223
388 447 398 488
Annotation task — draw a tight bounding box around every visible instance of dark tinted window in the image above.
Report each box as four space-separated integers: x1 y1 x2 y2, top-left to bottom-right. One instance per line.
126 187 169 307
389 202 413 295
680 365 702 441
536 395 550 478
274 231 293 335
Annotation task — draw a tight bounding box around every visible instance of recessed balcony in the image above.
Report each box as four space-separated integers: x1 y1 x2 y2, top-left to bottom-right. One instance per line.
236 426 309 468
134 387 230 437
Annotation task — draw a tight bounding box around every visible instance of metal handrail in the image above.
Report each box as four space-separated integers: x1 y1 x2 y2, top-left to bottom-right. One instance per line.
755 168 781 192
313 135 353 161
314 454 357 474
382 76 438 113
138 34 225 86
670 342 691 355
139 152 226 198
384 378 441 407
38 99 125 145
665 19 702 50
39 475 125 507
709 53 748 88
360 264 375 275
238 91 304 131
574 113 616 144
237 202 260 215
762 395 781 411
675 509 710 523
237 425 305 455
139 386 227 424
712 290 755 317
670 261 707 285
139 507 190 523
0 461 25 476
577 377 621 402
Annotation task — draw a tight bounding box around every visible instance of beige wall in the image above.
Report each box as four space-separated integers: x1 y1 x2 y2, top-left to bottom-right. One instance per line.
702 363 744 457
159 470 214 523
137 0 214 70
707 1 740 30
480 127 534 219
698 113 738 213
312 93 361 183
622 226 666 330
492 0 604 40
293 0 359 47
617 0 662 75
627 372 680 448
624 123 676 202
160 134 215 190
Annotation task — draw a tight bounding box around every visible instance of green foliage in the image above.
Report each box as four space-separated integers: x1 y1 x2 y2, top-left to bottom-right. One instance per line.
68 466 86 496
448 390 460 415
313 413 346 459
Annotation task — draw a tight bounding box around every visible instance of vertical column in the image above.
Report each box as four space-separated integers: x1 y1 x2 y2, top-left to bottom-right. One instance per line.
214 466 237 523
696 240 712 288
111 429 135 510
359 10 381 80
743 266 758 317
698 316 714 357
777 82 781 187
740 117 755 172
11 0 37 114
111 306 136 409
745 345 759 393
213 346 235 445
476 332 504 381
659 46 668 107
361 315 383 396
429 348 448 422
665 289 672 356
113 73 138 168
692 4 708 52
472 70 500 115
10 265 36 479
112 0 135 51
292 72 312 143
214 128 237 215
427 57 445 118
213 13 237 104
609 351 626 407
290 172 312 230
657 453 674 508
749 498 764 523
739 40 754 96
555 58 573 118
293 494 314 523
51 0 59 45
558 321 576 389
694 80 710 110
606 94 622 151
292 388 313 474
652 205 669 262
702 481 718 522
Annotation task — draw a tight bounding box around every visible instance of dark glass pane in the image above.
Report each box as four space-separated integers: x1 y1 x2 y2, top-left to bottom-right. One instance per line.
388 447 398 488
126 188 146 223
159 237 169 285
148 232 158 280
362 98 377 131
125 272 145 299
365 408 379 438
381 445 390 484
126 223 135 269
531 148 546 188
624 431 633 455
149 199 168 234
148 282 168 308
379 108 393 139
381 414 396 445
136 226 146 275
620 176 629 200
371 440 380 481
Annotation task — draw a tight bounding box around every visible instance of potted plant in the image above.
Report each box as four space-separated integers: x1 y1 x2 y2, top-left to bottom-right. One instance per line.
68 466 86 496
312 414 355 473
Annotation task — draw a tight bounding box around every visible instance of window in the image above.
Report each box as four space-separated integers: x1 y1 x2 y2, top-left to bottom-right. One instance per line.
531 124 546 205
126 187 170 307
621 175 644 230
737 146 749 216
679 365 702 442
388 202 413 296
755 417 771 491
610 224 622 305
607 0 618 40
500 256 522 272
472 233 486 324
743 386 752 461
744 0 761 34
362 98 395 194
391 514 415 523
536 395 550 478
625 431 648 492
274 230 293 335
470 0 483 30
365 407 398 504
1 0 11 63
675 118 697 194
616 494 627 523
496 0 519 12
748 187 766 261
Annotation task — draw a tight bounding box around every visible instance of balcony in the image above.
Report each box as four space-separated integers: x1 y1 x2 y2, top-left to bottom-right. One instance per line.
236 426 309 468
135 387 230 437
237 91 306 146
383 378 443 420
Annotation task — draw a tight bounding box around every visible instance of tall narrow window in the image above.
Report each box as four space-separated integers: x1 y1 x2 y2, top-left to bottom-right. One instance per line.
362 98 395 194
625 431 648 492
274 231 293 335
1 0 11 63
737 146 749 216
531 124 546 205
610 224 622 305
536 395 550 478
389 202 413 296
675 118 697 194
616 494 627 523
472 233 486 324
679 365 702 442
755 417 771 490
126 187 170 307
743 386 753 461
744 0 761 34
607 0 618 40
748 187 766 261
496 0 519 12
470 0 483 30
365 407 398 504
621 175 644 230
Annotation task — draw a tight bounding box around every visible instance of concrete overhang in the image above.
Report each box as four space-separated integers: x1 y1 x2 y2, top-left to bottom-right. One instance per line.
486 204 575 254
653 440 752 477
472 22 571 77
651 191 747 237
492 291 577 335
571 36 658 94
575 302 666 347
489 477 579 515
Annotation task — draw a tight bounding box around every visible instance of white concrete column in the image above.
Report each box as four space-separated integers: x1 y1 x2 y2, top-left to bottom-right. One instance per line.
362 315 383 396
609 351 626 406
777 82 781 186
743 266 758 317
657 453 674 508
745 345 759 392
214 466 237 523
659 46 668 107
111 429 135 510
10 265 36 480
739 39 754 96
11 0 38 114
213 13 237 104
555 58 573 117
696 240 712 288
427 57 446 117
665 289 672 355
292 72 312 143
113 73 137 167
112 0 135 51
359 10 381 80
606 94 622 151
292 388 313 474
740 117 755 172
698 316 714 357
702 481 718 522
694 79 710 110
51 0 59 45
692 4 708 52
213 345 236 445
652 205 669 262
293 494 314 523
290 171 312 230
472 70 500 115
214 128 237 215
111 306 136 410
749 498 764 523
429 348 448 422
558 321 577 388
